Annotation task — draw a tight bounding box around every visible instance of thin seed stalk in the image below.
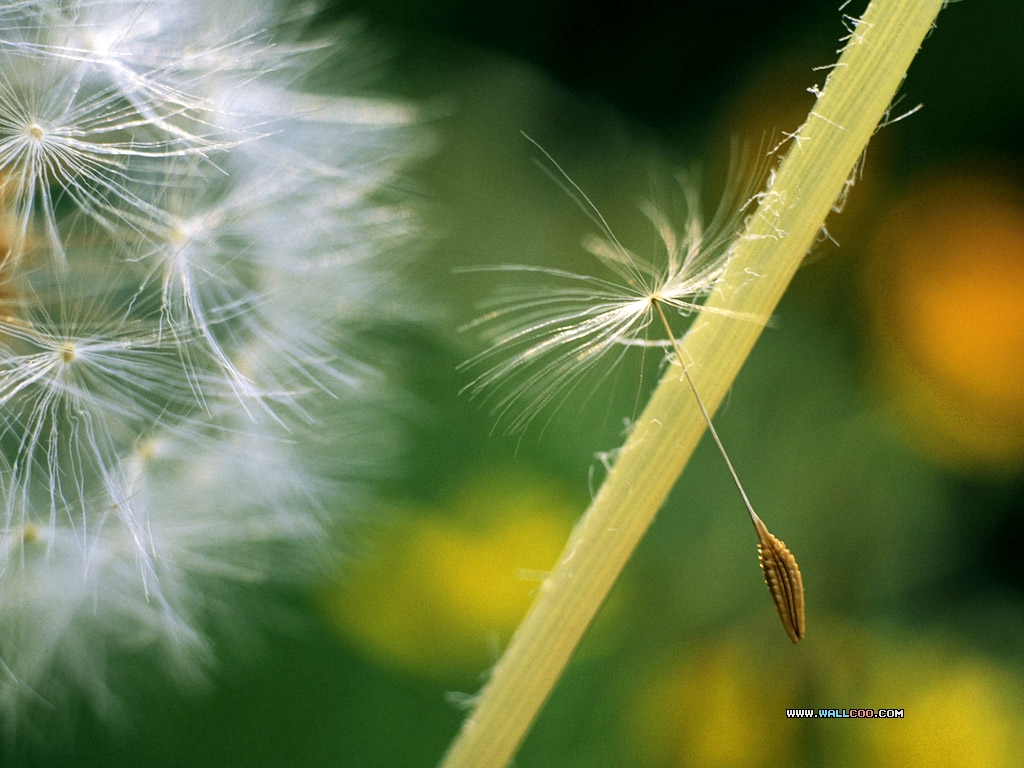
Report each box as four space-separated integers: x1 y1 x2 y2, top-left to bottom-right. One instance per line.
440 1 945 765
653 300 805 644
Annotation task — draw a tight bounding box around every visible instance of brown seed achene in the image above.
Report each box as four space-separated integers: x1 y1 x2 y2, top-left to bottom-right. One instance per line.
753 513 805 643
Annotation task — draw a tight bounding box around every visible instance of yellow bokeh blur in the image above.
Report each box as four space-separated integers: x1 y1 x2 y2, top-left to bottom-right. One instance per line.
319 467 577 678
861 652 1023 768
627 636 801 768
624 624 1024 768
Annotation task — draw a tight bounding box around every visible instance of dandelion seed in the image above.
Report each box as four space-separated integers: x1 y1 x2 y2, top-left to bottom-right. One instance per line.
463 141 804 641
0 44 231 262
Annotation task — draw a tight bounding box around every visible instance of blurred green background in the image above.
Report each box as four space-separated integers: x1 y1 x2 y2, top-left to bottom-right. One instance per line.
17 0 1024 766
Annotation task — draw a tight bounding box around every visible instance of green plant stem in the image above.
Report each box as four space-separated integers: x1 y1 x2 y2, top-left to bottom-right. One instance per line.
440 1 945 765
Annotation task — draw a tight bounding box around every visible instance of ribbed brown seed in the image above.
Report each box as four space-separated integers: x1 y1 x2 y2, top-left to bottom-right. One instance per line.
751 514 805 643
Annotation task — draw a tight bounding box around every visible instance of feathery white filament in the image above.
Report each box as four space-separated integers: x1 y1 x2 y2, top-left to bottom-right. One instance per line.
461 140 763 434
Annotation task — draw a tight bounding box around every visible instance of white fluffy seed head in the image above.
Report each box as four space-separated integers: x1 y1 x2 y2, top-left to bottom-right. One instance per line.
0 0 421 730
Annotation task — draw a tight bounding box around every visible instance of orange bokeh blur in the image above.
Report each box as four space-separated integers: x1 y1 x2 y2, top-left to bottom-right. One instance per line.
865 169 1024 473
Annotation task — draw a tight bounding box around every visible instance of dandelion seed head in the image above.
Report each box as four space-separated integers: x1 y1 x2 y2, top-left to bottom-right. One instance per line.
0 0 423 732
